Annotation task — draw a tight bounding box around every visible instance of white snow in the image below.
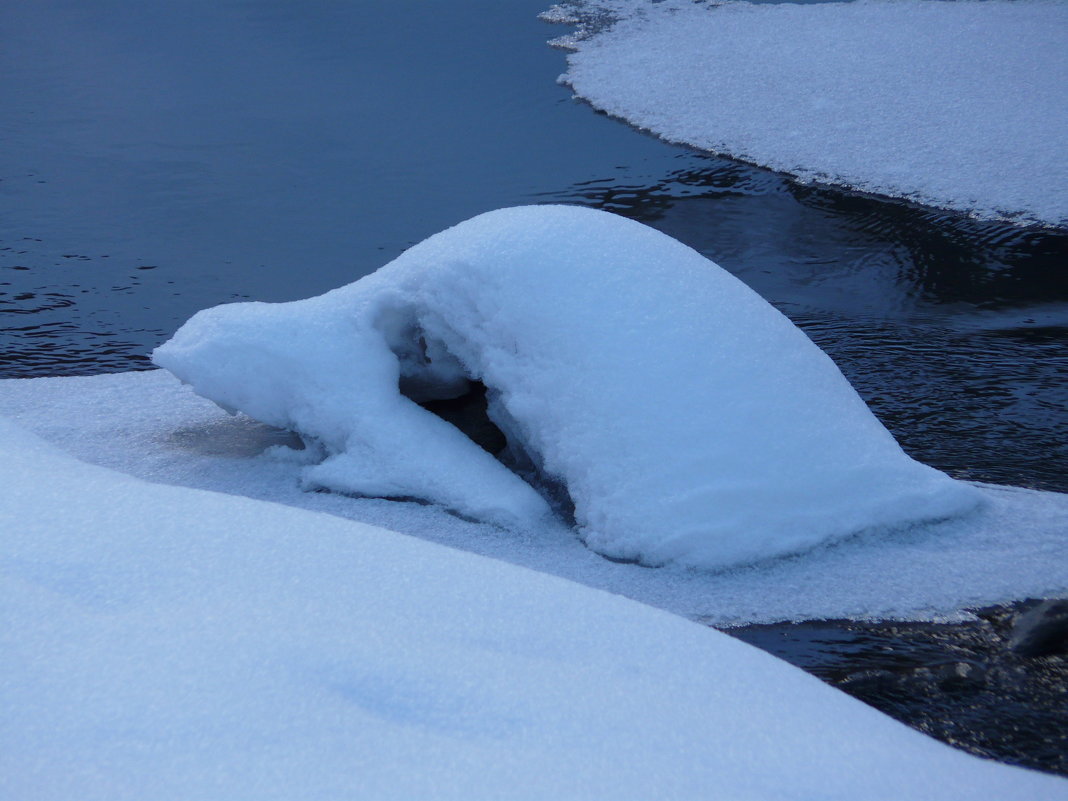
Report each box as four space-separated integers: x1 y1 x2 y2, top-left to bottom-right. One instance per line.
153 205 980 571
548 0 1068 227
3 415 1068 800
2 368 1067 627
2 209 1064 625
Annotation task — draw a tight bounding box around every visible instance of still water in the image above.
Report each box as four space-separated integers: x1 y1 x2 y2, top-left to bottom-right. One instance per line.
2 0 1065 494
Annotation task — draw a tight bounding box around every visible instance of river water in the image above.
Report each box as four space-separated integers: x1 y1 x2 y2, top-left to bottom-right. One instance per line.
2 0 1066 773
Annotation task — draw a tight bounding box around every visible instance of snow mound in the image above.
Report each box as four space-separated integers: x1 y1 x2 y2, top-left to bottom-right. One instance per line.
5 417 1067 800
154 205 979 569
548 0 1068 226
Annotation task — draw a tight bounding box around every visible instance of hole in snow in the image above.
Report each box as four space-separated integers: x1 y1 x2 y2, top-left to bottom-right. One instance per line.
385 313 576 523
417 382 508 456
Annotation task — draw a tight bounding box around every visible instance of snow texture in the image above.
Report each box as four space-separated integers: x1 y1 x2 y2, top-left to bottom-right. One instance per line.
2 366 1068 628
549 0 1068 227
153 205 980 570
3 415 1068 800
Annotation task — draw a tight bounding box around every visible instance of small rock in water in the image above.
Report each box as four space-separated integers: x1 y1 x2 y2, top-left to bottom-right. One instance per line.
1009 599 1068 658
932 661 986 692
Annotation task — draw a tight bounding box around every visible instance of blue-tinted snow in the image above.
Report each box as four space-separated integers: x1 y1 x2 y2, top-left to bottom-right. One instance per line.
152 206 979 571
4 416 1066 799
1 367 1065 627
551 0 1068 226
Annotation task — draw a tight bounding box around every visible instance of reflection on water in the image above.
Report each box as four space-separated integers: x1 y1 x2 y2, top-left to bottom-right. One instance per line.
0 0 700 376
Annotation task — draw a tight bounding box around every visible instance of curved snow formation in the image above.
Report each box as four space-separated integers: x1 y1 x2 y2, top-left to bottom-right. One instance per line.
155 205 979 569
5 418 1067 799
548 0 1068 227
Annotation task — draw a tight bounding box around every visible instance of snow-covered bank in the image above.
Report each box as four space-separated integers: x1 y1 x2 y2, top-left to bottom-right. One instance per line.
3 369 1066 627
547 0 1068 227
153 206 979 571
3 417 1068 800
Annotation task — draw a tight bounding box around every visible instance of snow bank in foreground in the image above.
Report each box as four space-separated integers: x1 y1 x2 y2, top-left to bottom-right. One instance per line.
2 369 1067 626
548 0 1068 226
3 417 1067 800
154 205 979 570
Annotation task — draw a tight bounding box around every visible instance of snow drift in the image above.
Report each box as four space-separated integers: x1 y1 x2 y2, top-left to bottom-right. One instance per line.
154 205 979 569
547 0 1068 226
5 416 1066 800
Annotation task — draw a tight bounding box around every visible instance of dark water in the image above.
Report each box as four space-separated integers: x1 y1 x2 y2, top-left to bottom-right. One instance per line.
1 0 693 374
728 601 1068 776
2 0 1067 772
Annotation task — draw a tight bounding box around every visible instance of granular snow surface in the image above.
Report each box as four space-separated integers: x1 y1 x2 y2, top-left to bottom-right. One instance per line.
2 208 1065 626
4 416 1067 799
3 368 1067 630
4 206 1068 797
152 206 981 571
549 0 1068 226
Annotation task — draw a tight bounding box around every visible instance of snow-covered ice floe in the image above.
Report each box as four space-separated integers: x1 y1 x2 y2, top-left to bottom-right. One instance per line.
2 368 1066 628
3 418 1068 800
153 205 980 571
2 206 1066 627
545 0 1068 227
